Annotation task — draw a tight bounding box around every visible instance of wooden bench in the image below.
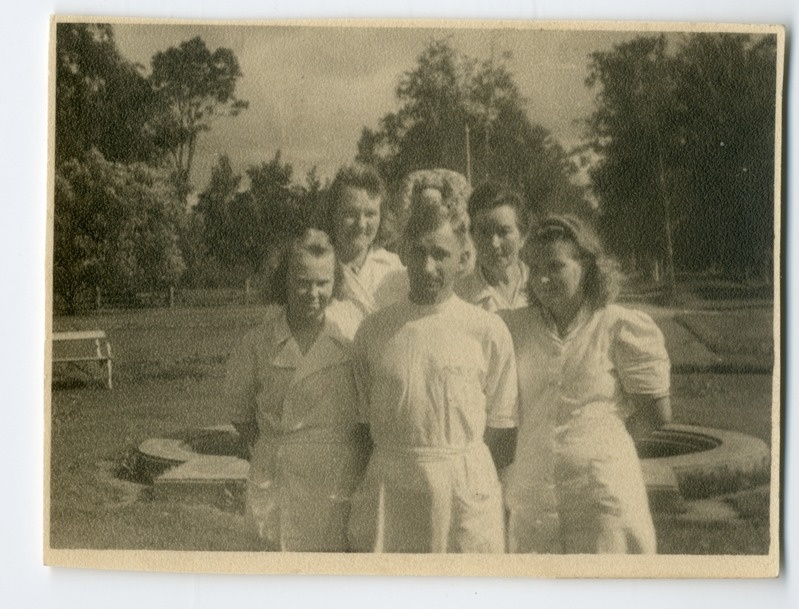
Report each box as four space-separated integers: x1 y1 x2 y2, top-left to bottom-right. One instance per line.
53 330 113 389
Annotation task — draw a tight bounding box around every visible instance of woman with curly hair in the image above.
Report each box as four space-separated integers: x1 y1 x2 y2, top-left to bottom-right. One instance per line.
501 214 672 554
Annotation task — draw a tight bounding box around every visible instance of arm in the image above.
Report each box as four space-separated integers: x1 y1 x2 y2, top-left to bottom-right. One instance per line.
483 319 520 470
625 395 672 440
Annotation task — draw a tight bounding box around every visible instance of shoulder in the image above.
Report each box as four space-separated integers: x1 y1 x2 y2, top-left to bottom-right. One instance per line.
369 247 404 270
234 306 283 355
354 299 406 341
452 297 512 342
603 304 661 334
601 304 667 356
326 299 365 342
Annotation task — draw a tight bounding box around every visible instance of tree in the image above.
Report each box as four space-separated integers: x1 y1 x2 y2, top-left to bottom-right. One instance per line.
55 23 159 164
357 39 589 219
189 151 309 283
54 149 185 313
584 33 778 286
149 37 249 195
672 34 776 280
585 35 679 295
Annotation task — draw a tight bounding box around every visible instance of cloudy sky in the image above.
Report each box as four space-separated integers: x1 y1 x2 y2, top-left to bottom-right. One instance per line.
114 23 641 192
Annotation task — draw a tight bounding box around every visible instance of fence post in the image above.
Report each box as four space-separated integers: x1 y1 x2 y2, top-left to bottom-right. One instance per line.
244 278 251 305
169 286 175 308
95 286 102 310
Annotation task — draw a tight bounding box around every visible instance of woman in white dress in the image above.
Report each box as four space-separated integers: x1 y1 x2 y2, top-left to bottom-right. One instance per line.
501 214 672 554
457 183 529 313
327 165 408 315
225 227 368 551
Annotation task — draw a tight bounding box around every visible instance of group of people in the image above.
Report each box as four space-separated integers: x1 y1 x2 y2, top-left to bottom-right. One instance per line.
224 165 672 555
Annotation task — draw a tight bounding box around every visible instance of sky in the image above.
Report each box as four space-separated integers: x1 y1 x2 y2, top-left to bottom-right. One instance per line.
114 23 641 194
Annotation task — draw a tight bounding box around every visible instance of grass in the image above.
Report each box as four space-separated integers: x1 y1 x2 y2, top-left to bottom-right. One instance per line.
48 300 776 555
674 310 773 358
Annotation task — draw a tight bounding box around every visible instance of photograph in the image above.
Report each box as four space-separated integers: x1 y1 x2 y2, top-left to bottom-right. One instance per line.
44 17 783 577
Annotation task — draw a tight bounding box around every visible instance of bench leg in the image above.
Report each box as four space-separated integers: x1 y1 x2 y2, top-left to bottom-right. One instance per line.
106 359 113 390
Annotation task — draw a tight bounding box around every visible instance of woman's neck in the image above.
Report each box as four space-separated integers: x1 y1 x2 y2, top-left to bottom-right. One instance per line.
482 261 522 300
548 298 586 337
286 312 325 355
338 244 370 272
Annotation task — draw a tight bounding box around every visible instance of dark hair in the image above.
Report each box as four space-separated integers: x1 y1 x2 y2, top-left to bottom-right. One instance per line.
467 182 529 233
266 227 337 306
524 214 621 310
326 165 386 241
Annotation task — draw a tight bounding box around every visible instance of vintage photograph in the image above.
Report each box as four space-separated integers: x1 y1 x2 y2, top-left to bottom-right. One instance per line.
45 18 783 577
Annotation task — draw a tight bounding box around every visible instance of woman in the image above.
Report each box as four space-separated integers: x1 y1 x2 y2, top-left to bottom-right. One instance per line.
457 182 529 312
328 165 408 316
225 227 368 551
501 214 672 554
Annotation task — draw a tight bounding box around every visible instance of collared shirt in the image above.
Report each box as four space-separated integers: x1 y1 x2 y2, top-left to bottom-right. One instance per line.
338 247 409 316
224 299 366 550
455 261 529 313
225 300 361 438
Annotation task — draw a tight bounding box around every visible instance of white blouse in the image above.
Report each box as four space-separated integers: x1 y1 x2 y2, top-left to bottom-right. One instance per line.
337 247 409 316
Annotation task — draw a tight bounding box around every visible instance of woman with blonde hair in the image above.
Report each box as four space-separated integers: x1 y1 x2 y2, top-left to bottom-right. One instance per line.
501 214 671 554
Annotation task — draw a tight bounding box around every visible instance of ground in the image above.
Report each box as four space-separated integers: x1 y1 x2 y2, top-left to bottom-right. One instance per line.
48 288 776 554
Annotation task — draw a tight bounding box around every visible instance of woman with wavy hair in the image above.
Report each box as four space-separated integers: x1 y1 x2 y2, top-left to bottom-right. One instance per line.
327 165 408 316
501 214 672 554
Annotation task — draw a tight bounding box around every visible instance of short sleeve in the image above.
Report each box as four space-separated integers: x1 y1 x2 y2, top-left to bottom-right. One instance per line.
484 318 519 429
224 329 259 425
612 307 671 397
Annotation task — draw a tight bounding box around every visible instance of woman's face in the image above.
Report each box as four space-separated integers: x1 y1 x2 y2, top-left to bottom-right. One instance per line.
333 186 381 256
472 204 524 276
527 238 586 313
286 251 335 325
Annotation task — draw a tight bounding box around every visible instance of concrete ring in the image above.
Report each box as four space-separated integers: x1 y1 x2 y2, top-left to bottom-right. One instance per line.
638 423 770 512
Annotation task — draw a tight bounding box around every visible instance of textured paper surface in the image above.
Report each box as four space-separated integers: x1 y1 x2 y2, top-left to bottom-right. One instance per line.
44 16 784 578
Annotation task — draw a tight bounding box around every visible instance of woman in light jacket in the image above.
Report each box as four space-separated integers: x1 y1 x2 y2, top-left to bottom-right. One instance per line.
226 227 367 551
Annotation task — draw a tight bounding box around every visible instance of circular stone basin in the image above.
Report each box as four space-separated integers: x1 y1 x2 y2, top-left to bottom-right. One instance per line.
132 423 770 513
636 428 721 459
635 424 770 504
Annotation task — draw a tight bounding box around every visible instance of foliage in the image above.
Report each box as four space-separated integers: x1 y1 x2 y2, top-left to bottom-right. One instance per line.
357 39 589 220
55 23 160 164
149 37 249 194
54 149 186 313
585 33 777 282
187 152 327 286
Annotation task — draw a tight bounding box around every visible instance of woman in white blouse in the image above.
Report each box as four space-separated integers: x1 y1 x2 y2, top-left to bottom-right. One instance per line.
327 165 408 316
501 214 672 554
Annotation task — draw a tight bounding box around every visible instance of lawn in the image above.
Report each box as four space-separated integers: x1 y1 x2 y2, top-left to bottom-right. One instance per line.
48 301 776 554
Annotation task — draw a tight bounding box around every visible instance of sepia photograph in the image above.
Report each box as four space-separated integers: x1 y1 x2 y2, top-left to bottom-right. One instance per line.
44 16 783 578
